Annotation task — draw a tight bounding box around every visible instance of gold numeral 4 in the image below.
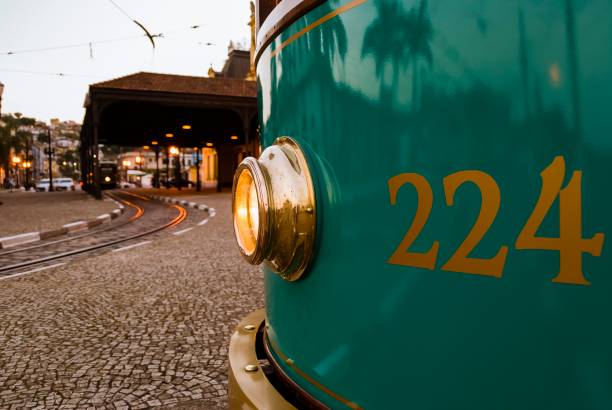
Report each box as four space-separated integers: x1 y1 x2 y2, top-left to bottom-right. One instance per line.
515 156 605 285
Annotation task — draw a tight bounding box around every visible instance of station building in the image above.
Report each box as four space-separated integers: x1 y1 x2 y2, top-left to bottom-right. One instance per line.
80 46 257 197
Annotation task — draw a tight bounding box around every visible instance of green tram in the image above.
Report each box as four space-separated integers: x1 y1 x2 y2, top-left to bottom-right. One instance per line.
229 0 611 408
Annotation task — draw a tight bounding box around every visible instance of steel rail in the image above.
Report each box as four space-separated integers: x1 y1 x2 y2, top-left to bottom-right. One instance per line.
0 191 143 257
0 202 187 275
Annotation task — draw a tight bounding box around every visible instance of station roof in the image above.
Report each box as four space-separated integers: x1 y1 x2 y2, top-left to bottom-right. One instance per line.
82 71 257 148
91 71 256 99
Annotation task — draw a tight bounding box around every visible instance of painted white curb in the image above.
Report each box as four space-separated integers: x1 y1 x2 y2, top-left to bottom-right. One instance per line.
0 197 126 249
63 221 87 233
0 232 41 248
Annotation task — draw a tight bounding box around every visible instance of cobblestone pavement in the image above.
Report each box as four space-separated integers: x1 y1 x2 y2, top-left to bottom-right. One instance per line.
0 191 264 409
0 191 117 237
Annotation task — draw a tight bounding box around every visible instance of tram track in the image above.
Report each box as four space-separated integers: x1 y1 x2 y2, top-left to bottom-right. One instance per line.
0 191 188 277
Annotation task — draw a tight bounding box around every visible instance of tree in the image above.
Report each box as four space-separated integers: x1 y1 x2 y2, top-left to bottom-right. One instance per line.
0 115 32 185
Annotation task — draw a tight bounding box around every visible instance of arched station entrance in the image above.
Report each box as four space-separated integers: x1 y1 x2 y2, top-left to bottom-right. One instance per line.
80 68 257 198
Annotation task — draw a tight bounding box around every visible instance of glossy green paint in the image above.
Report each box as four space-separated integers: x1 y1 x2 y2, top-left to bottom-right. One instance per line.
257 0 612 408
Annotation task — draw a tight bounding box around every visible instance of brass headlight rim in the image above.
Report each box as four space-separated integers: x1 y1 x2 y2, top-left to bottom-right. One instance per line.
232 158 271 264
267 136 317 281
232 136 317 281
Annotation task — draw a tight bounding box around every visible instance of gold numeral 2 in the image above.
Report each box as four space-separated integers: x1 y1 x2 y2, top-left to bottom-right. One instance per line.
441 171 508 277
387 173 439 270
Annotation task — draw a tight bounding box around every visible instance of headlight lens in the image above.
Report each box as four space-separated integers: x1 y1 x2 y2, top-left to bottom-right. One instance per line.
231 137 316 281
233 168 260 256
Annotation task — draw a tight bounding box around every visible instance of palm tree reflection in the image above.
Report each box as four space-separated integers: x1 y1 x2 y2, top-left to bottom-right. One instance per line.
361 0 433 108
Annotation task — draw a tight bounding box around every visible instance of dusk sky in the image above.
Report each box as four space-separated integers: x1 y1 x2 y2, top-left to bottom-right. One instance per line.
0 0 251 122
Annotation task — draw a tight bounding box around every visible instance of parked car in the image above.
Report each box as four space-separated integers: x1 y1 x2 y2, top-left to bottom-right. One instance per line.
37 178 75 191
54 178 75 191
36 179 50 192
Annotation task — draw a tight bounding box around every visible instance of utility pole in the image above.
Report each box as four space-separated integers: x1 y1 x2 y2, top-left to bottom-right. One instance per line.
25 136 30 188
47 128 54 191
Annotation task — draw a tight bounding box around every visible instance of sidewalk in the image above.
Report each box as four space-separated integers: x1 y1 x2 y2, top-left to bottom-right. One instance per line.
0 190 118 237
0 187 262 409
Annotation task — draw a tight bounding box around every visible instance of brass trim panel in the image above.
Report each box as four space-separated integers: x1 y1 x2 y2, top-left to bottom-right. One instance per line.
228 309 296 410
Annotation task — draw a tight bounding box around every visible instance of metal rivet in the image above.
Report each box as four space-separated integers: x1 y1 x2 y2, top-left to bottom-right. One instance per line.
306 207 314 214
244 364 258 372
286 358 294 365
243 325 256 331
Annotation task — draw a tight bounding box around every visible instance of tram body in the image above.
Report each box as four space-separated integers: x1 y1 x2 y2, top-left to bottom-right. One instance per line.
230 0 612 408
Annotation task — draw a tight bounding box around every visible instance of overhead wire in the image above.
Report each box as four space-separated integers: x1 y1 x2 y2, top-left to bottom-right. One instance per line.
0 25 203 56
0 68 103 78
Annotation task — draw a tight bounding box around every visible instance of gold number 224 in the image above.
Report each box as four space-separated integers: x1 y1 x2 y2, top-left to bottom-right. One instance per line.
388 156 605 285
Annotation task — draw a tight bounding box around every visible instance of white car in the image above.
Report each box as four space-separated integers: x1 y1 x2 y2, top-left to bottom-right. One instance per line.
36 178 75 191
53 178 75 191
36 179 50 192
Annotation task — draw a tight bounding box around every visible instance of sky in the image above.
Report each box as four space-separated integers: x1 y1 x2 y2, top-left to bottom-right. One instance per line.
0 0 251 123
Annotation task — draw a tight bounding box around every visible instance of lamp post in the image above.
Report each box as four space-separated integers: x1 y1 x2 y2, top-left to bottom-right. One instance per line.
165 146 170 188
46 127 54 191
194 147 201 192
169 146 180 190
23 161 31 188
152 142 160 188
11 156 21 190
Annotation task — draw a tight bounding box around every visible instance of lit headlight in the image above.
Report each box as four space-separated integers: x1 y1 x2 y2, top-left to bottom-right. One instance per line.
232 137 316 281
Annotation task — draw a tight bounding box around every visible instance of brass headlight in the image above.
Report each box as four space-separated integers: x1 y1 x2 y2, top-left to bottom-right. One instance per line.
232 137 316 281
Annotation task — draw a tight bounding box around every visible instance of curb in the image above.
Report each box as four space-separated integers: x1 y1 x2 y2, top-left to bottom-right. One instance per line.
143 193 216 218
0 200 126 250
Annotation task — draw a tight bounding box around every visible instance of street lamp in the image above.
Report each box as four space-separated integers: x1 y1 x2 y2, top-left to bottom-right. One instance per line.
23 161 31 188
11 156 21 188
169 146 180 190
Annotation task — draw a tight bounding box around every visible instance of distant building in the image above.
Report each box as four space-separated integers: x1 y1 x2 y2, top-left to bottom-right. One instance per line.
207 44 251 79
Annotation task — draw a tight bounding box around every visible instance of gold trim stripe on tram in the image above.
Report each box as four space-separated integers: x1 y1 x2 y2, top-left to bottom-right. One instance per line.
266 332 363 409
269 0 369 59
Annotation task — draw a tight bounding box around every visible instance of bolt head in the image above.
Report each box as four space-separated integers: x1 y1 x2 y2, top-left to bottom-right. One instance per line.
243 324 256 331
244 364 258 372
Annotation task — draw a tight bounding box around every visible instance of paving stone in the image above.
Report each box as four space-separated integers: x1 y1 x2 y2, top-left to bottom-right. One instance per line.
0 192 263 408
